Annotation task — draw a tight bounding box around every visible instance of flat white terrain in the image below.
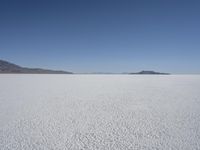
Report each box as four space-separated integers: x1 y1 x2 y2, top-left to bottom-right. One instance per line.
0 75 200 150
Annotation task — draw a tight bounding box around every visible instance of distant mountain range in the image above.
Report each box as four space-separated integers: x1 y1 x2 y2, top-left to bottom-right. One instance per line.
0 59 169 75
0 60 73 74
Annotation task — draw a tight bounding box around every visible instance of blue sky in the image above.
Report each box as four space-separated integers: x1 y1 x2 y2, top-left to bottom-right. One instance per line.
0 0 200 73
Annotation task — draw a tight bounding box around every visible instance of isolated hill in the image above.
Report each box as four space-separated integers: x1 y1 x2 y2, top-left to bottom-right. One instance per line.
0 60 73 74
130 70 170 75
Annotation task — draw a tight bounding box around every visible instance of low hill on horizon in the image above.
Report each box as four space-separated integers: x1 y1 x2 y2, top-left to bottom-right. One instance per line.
130 70 170 75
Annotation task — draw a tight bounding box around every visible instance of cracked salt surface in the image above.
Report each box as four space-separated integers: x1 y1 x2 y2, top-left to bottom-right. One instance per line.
0 75 200 149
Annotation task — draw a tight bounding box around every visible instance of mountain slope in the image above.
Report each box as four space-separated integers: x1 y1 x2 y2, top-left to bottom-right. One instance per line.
0 60 73 74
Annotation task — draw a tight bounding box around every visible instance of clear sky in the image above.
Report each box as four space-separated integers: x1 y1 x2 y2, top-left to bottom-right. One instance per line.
0 0 200 73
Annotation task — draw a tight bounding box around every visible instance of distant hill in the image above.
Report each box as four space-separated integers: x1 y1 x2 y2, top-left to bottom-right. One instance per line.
0 60 73 74
130 70 170 75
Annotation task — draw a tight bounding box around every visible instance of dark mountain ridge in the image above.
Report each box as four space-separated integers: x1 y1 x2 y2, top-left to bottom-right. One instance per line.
0 60 73 74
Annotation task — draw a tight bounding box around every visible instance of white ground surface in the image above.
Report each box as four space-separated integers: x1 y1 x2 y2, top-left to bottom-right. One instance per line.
0 75 200 150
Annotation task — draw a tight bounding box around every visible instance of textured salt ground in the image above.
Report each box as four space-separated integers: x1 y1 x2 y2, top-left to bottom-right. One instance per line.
0 75 200 150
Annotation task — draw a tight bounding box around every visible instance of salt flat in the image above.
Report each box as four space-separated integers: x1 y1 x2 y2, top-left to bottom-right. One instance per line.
0 75 200 150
